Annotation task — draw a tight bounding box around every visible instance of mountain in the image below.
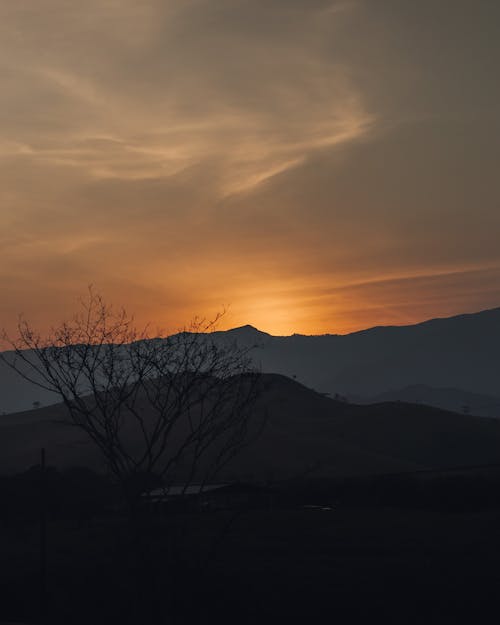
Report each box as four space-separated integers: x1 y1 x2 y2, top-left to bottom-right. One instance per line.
1 306 499 414
213 307 500 405
0 350 63 414
2 374 500 479
224 324 271 342
360 385 500 419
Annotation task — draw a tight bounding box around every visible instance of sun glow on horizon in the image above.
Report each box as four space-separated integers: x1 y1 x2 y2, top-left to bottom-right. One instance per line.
1 1 500 339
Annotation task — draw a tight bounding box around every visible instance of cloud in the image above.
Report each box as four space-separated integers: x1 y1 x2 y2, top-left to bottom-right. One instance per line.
0 0 499 335
0 0 372 195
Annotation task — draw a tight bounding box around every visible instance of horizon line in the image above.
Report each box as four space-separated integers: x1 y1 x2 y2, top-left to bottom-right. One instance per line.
222 304 500 338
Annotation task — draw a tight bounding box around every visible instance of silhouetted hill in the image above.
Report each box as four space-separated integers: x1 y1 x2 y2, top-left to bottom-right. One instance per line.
361 385 500 419
1 306 499 414
216 306 500 405
2 374 500 480
224 324 271 341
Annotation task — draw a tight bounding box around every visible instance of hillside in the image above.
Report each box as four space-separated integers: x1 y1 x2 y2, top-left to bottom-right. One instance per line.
215 307 500 405
1 306 499 416
2 374 500 480
362 385 500 419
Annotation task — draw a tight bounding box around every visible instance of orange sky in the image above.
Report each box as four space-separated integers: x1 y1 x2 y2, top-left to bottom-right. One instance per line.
1 1 500 337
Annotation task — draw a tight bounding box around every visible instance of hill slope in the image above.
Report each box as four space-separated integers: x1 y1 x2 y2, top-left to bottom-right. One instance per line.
362 385 500 419
1 306 499 414
2 375 500 480
216 307 500 403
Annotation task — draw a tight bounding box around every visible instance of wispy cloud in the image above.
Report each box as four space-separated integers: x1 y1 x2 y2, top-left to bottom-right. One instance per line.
1 0 499 335
0 0 373 195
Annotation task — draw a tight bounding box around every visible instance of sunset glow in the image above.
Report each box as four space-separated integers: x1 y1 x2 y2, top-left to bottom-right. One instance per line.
1 1 499 337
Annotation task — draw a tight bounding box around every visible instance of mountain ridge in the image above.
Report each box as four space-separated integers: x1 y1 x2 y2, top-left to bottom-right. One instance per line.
2 373 500 479
1 305 499 414
223 305 500 338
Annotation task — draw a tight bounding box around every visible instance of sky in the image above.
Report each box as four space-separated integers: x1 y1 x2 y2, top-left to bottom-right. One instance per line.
1 0 499 336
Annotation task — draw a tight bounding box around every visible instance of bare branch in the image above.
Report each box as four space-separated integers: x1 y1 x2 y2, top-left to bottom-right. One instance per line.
1 290 263 502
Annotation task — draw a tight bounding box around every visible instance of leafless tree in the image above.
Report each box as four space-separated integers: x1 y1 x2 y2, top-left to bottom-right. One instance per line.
1 289 263 505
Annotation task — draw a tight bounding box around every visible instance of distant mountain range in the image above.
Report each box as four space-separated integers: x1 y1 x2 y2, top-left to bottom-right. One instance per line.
1 306 499 416
360 385 500 419
1 374 500 478
212 307 500 416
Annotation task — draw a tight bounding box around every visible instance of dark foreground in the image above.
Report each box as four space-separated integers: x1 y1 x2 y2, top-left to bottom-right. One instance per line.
2 497 500 625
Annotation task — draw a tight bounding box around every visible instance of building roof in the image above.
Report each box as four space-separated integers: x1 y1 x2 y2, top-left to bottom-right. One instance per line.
146 483 229 498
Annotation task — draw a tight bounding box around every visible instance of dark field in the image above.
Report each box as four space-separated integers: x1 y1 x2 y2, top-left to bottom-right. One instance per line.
2 492 500 625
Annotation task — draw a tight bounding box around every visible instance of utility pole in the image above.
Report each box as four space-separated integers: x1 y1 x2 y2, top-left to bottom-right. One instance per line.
40 447 48 625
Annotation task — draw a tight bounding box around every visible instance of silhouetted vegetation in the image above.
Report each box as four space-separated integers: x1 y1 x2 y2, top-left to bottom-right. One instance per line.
280 471 500 512
0 465 115 527
2 297 500 623
2 466 500 624
1 290 264 509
